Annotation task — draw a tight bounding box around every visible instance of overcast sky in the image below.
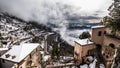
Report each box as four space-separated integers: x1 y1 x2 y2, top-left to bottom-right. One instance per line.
0 0 113 45
0 0 112 20
57 0 112 15
0 0 113 30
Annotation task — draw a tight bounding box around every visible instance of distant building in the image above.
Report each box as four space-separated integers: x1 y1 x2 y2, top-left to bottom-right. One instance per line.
0 43 41 68
74 39 94 63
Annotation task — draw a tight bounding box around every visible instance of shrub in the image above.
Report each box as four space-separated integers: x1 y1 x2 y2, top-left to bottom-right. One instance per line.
79 31 91 39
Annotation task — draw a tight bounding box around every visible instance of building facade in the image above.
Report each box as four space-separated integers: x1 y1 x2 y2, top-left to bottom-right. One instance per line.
0 43 41 68
74 25 119 67
74 39 94 63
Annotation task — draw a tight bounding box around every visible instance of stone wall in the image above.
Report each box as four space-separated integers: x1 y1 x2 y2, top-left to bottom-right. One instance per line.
91 27 106 45
103 36 120 48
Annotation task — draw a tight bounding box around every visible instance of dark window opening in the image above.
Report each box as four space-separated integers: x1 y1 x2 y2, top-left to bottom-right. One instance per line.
104 31 106 34
109 43 115 49
98 31 102 36
106 55 109 58
30 54 32 59
2 59 5 63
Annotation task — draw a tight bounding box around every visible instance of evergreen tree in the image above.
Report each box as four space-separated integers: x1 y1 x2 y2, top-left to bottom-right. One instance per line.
51 42 60 59
102 0 120 35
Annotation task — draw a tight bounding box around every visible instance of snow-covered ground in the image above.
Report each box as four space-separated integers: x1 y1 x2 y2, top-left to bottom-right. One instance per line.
80 57 105 68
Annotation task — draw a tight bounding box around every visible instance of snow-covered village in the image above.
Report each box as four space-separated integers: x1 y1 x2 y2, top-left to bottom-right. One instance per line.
0 0 120 68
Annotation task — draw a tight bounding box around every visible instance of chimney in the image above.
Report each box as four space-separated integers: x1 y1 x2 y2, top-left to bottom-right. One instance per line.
87 39 89 44
5 54 10 58
12 55 16 59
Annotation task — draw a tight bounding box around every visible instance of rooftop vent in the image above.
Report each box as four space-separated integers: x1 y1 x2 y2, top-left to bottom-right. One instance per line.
87 40 89 44
5 54 10 58
12 55 16 59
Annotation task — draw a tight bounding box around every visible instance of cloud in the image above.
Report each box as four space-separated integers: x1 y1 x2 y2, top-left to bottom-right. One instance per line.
0 0 112 45
0 0 112 21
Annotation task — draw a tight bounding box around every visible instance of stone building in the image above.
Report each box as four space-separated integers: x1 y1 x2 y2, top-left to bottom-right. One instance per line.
74 39 94 63
74 25 119 67
91 25 120 48
0 43 41 68
91 26 118 68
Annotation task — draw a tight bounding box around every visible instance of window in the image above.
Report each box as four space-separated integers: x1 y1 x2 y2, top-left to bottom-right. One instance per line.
98 31 102 36
104 31 106 34
30 54 32 59
109 43 115 49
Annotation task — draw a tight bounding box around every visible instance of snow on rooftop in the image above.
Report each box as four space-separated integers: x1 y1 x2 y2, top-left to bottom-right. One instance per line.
89 59 97 68
100 64 105 68
92 25 105 29
0 43 39 63
75 39 93 45
87 56 94 62
80 64 88 68
40 51 44 54
79 58 98 68
43 55 51 62
0 48 9 51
